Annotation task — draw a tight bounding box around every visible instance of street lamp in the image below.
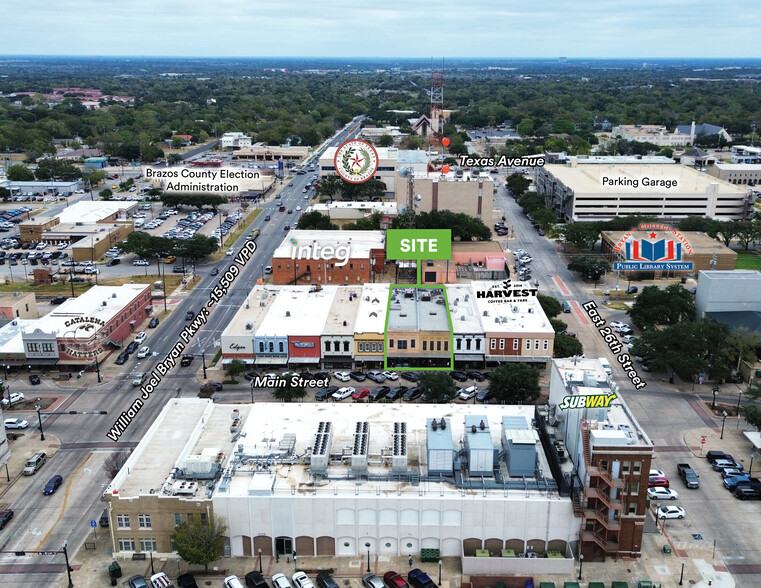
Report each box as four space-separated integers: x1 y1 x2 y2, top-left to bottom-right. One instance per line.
437 559 442 586
365 542 371 573
293 551 298 573
679 559 686 585
250 378 256 404
577 553 584 580
258 548 263 574
35 401 45 441
750 453 755 477
737 391 743 429
721 411 728 439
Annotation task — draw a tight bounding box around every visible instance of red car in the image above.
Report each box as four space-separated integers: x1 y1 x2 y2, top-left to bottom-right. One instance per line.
383 572 408 588
352 388 371 401
648 476 669 489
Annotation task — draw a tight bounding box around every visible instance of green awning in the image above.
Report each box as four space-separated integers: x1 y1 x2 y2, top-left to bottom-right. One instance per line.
589 583 606 588
611 583 630 588
539 583 556 588
563 583 581 588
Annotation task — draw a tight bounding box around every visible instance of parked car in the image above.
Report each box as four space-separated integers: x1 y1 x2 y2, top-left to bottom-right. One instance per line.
43 474 64 495
223 576 245 588
626 286 639 294
148 317 159 328
126 341 139 354
649 469 666 478
0 508 14 530
332 387 355 401
733 486 761 500
562 301 572 313
382 371 398 380
177 573 199 588
349 371 367 382
315 386 338 401
385 386 409 401
272 574 294 588
403 387 423 402
475 388 493 403
369 386 391 401
362 575 385 588
334 371 351 382
352 388 371 400
383 572 409 588
1 392 24 406
136 346 151 359
647 487 679 500
366 370 386 383
407 569 435 588
656 505 685 519
400 371 420 382
134 331 147 345
713 459 744 472
450 370 468 382
245 571 269 588
150 572 175 588
115 351 130 364
127 575 150 588
706 451 733 464
50 295 68 304
28 374 41 385
648 476 670 488
292 572 315 588
316 573 339 588
4 418 29 430
467 371 486 382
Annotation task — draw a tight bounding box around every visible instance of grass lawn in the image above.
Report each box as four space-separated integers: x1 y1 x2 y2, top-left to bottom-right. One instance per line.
735 250 761 270
0 273 185 296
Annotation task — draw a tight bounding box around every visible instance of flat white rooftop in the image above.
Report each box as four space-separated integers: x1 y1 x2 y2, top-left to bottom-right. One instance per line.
446 284 483 333
324 286 363 335
221 285 281 339
256 286 336 338
353 283 390 335
0 318 37 354
387 287 450 332
274 230 385 259
56 200 134 224
471 280 553 335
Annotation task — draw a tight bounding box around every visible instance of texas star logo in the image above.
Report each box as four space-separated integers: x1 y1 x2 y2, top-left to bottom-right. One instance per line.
334 139 379 184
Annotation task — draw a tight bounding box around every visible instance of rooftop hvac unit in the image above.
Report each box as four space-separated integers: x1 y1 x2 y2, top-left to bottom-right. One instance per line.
245 322 253 330
112 293 117 298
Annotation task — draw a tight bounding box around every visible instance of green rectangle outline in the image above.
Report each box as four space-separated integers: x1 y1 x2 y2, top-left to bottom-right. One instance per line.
383 283 454 371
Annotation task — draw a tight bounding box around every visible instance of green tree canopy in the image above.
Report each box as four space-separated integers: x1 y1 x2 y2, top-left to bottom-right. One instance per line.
553 335 584 358
628 284 696 329
174 234 219 266
297 211 338 231
567 255 611 281
271 377 307 402
742 404 761 432
172 514 227 573
489 363 541 404
160 193 228 211
537 293 563 319
506 173 531 195
419 372 457 403
226 359 246 383
6 164 35 181
390 210 490 241
34 158 81 181
561 222 601 250
549 318 568 333
518 193 545 214
531 208 558 232
376 134 394 147
315 176 386 202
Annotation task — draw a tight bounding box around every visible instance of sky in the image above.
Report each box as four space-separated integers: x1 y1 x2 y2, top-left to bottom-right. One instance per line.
2 0 760 59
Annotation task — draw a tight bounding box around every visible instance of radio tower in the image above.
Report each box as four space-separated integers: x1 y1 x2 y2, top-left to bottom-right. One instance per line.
430 59 444 138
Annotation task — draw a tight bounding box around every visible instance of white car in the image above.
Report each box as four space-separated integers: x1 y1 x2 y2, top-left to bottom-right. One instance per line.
519 255 532 263
132 372 145 387
382 371 399 380
57 243 68 250
458 386 478 401
609 321 627 331
226 248 235 256
4 418 28 430
1 392 25 406
132 213 146 219
622 335 636 344
292 572 315 588
36 242 47 250
136 346 151 358
295 206 302 211
134 331 147 345
332 387 355 401
133 259 150 266
648 487 679 500
649 469 666 478
272 574 293 588
657 505 685 519
334 371 351 382
223 576 245 588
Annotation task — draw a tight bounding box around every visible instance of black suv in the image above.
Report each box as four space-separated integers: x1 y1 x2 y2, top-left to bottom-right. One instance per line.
400 371 420 382
316 573 339 588
245 571 269 588
316 386 338 401
450 370 468 382
50 296 68 304
180 355 194 367
369 386 390 401
115 351 130 365
467 371 486 382
403 386 423 402
386 386 409 401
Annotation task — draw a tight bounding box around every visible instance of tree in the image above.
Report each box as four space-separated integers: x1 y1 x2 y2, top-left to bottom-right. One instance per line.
344 211 382 231
567 255 611 281
715 220 738 247
549 318 567 333
553 335 584 358
174 234 219 268
537 294 563 319
271 378 307 402
377 134 394 147
490 363 540 404
34 158 81 181
562 222 601 250
6 164 35 181
516 118 534 137
226 359 246 383
518 193 545 214
99 188 113 200
531 208 558 232
297 211 338 231
173 514 228 572
118 231 156 260
160 193 228 211
419 372 457 403
103 450 130 478
82 169 107 189
742 405 761 432
628 284 696 328
746 381 761 401
505 173 531 195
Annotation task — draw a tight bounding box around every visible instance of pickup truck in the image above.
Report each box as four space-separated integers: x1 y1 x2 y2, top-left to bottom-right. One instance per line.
676 463 700 488
723 475 761 490
407 569 435 588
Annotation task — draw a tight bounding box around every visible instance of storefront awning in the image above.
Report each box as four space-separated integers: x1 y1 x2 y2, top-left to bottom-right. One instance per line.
455 354 484 361
222 358 255 365
255 356 288 365
288 357 321 364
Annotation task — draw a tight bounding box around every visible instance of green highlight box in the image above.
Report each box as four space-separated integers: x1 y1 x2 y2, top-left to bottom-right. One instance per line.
386 229 452 260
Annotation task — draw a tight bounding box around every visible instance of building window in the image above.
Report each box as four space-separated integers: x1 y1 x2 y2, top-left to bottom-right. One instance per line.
525 340 531 351
454 340 459 351
389 340 394 348
444 340 448 351
259 342 264 353
630 481 640 495
277 264 282 270
138 514 152 529
398 340 408 350
358 342 364 352
325 341 331 352
423 341 427 351
268 342 274 353
543 339 549 350
499 339 505 350
295 263 299 269
466 339 471 350
535 340 540 350
378 342 383 352
476 339 480 350
622 461 631 474
360 263 364 270
349 263 354 270
116 515 130 529
411 340 416 349
174 513 182 526
200 513 207 525
286 263 290 270
118 539 136 551
41 343 52 353
139 539 157 552
490 339 496 350
371 343 377 352
633 461 642 475
278 342 284 353
343 341 349 352
317 263 321 270
513 339 519 350
628 502 637 515
27 343 39 353
436 341 441 351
